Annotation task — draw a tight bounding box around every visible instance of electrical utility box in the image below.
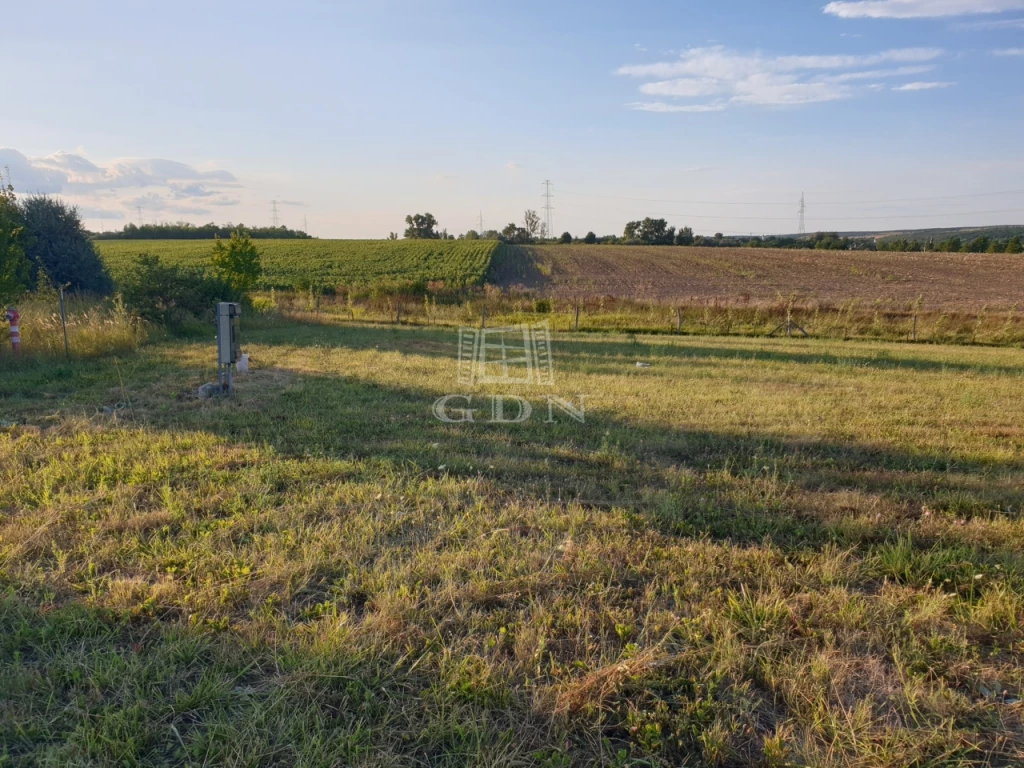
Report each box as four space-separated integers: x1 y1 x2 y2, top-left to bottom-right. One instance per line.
217 303 242 365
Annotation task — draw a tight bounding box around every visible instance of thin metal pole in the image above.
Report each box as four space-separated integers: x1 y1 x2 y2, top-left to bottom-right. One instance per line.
59 286 70 359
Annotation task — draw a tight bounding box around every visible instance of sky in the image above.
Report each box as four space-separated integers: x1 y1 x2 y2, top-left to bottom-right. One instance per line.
2 0 1024 238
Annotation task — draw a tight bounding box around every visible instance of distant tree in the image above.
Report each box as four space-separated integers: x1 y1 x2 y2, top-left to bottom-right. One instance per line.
464 230 480 240
964 236 990 253
388 232 398 241
1006 235 1023 254
93 221 312 240
634 218 675 245
584 231 597 244
675 226 694 246
0 170 30 304
523 210 542 240
559 231 573 244
21 195 113 294
404 213 441 239
987 240 1004 253
211 229 263 294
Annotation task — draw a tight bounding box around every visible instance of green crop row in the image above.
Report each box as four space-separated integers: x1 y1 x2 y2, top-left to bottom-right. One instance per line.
96 239 501 290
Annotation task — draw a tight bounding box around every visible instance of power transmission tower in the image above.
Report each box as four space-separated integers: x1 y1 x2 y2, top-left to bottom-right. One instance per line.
271 200 280 228
137 205 144 228
798 193 806 236
303 215 308 234
542 180 554 237
478 211 484 234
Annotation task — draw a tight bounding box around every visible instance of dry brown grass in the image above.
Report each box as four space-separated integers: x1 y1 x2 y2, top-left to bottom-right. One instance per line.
493 245 1024 311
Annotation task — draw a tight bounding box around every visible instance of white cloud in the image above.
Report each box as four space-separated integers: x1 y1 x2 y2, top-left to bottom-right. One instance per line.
824 0 1024 19
618 46 945 112
504 161 522 175
639 77 722 97
628 102 726 113
819 64 935 81
0 147 240 222
892 80 956 89
993 47 1024 55
954 17 1024 28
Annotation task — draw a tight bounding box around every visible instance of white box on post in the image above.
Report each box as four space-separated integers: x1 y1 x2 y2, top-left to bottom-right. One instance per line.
216 302 242 392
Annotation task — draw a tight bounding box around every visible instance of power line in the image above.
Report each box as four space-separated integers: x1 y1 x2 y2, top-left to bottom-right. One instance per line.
554 201 1024 222
561 187 1024 208
542 180 554 237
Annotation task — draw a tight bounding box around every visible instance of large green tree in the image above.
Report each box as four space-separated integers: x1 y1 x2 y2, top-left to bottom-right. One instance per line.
403 213 440 239
0 172 31 305
21 195 113 294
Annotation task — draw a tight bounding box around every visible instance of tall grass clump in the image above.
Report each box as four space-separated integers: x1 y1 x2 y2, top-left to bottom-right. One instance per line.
0 294 145 360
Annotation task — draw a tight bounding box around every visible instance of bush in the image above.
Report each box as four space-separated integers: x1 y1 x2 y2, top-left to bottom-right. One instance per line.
21 195 113 294
120 254 241 329
211 229 262 293
0 173 30 305
533 298 552 314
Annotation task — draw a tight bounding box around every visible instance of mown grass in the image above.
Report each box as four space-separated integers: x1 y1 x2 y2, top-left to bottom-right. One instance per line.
1 318 1023 766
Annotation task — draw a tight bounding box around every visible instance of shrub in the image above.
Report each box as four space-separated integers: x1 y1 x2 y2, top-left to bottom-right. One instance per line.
21 195 113 294
120 254 241 328
533 298 552 314
0 172 30 305
211 229 262 294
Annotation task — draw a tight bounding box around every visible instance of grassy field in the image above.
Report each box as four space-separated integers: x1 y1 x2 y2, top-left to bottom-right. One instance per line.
96 239 500 290
2 318 1024 766
492 245 1024 311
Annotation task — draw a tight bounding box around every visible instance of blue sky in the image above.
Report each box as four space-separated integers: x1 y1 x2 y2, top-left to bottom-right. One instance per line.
2 0 1023 237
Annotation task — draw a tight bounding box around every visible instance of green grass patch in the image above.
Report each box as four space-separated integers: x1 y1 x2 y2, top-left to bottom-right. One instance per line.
2 321 1023 766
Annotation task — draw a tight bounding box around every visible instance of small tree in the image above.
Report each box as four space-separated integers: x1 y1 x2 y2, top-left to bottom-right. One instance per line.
1006 235 1022 254
523 210 542 239
559 231 573 244
0 170 30 305
584 231 597 244
211 229 262 294
675 226 694 246
501 222 532 244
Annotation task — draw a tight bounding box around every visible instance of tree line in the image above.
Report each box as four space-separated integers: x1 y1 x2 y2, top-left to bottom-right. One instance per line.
400 212 1022 253
92 222 312 240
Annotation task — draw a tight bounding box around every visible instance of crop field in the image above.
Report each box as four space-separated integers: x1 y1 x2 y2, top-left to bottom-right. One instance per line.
2 317 1023 766
491 245 1024 311
96 239 500 290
